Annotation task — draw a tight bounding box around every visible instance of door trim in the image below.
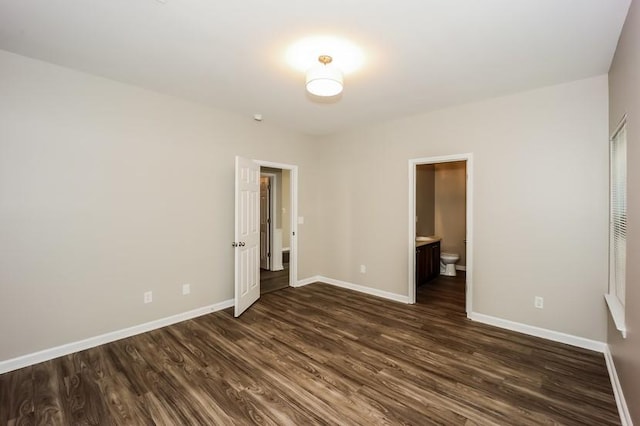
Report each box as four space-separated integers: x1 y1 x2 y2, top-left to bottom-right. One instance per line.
255 160 298 288
408 153 473 316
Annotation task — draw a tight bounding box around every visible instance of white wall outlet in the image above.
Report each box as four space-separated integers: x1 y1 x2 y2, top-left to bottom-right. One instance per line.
534 296 544 309
360 264 366 274
144 291 153 304
182 283 191 295
298 216 304 224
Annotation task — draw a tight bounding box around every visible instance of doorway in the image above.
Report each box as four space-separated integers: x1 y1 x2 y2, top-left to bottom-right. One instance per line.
258 164 296 294
408 154 473 316
234 157 298 317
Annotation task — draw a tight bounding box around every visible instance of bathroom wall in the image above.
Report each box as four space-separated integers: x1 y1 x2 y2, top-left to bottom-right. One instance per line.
434 161 467 267
607 0 640 422
416 164 435 236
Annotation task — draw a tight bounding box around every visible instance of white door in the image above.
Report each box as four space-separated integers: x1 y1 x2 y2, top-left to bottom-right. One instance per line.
234 156 260 317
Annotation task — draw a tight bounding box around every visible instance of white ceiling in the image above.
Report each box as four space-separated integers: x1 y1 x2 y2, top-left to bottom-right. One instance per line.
0 0 631 135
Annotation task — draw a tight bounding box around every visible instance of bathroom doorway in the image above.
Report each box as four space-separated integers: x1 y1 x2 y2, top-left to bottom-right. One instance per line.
408 154 473 316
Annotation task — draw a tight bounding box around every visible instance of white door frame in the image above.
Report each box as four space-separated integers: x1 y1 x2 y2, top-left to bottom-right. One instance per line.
255 160 298 287
260 172 277 271
408 153 473 316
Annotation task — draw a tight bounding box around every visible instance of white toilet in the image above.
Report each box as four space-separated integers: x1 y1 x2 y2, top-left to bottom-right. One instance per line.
440 252 460 276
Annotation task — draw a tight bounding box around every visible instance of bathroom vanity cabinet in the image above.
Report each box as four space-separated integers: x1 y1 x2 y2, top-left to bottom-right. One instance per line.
416 241 440 286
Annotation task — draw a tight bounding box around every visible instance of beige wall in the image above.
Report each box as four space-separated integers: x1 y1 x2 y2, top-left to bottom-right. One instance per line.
282 169 291 249
435 161 466 267
316 75 609 341
608 0 640 422
0 50 322 361
416 164 435 237
0 48 614 366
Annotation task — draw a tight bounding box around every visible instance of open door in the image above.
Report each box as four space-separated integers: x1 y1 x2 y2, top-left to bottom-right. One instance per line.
234 156 260 317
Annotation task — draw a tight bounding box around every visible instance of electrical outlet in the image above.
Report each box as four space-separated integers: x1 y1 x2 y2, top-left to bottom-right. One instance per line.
144 291 153 304
360 265 366 274
182 283 191 295
534 296 544 309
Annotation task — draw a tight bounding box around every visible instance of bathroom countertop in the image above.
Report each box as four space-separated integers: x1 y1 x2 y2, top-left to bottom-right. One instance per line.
416 236 442 248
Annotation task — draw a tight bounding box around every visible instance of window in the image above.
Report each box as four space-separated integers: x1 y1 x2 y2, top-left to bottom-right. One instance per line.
606 115 627 338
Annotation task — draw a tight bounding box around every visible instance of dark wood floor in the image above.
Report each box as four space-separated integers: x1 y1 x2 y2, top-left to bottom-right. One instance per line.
260 263 289 294
0 274 620 425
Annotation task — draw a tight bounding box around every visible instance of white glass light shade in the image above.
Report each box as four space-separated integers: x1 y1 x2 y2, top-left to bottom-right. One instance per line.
305 65 343 97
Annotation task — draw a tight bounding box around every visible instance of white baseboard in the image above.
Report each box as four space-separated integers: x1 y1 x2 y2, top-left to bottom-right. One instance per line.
468 312 607 353
295 275 409 304
317 276 410 304
604 345 633 426
294 275 321 287
456 265 467 271
0 299 234 375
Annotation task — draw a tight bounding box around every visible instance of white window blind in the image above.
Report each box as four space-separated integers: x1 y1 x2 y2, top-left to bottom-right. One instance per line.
606 116 627 337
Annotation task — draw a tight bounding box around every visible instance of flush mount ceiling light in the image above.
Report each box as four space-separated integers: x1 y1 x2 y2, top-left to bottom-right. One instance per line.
305 55 343 97
286 36 364 98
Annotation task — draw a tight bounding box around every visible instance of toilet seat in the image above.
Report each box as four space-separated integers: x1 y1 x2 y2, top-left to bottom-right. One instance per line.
441 252 459 261
440 252 460 276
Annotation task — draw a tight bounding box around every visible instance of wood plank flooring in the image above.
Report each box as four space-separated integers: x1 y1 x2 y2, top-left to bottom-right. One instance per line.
260 264 289 294
0 274 620 425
